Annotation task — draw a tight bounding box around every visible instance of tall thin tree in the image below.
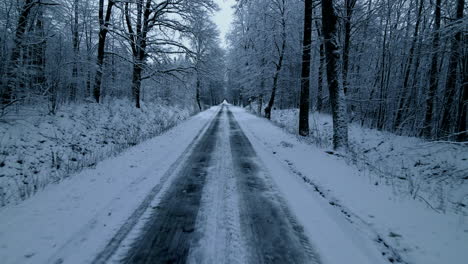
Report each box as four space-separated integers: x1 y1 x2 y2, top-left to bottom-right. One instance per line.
315 19 324 113
421 0 441 139
322 0 348 150
342 0 356 95
93 0 114 103
2 0 36 106
439 0 464 138
264 0 287 119
69 0 80 102
394 0 424 130
298 0 313 136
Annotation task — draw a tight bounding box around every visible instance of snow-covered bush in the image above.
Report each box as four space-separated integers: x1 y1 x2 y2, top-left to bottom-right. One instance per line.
249 106 468 215
0 99 194 206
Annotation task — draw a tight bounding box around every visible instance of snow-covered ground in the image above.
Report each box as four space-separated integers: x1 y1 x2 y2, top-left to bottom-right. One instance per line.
238 106 468 264
187 108 246 264
0 106 219 264
1 104 465 264
0 99 193 206
247 107 467 216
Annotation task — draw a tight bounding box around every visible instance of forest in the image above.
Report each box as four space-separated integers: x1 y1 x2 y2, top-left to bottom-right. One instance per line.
0 0 466 148
0 0 225 113
0 0 228 205
0 1 467 263
226 0 466 149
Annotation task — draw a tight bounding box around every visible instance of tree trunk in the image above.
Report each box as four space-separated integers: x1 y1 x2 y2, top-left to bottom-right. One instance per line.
376 9 388 130
93 0 114 103
196 75 202 111
85 12 93 98
265 4 287 120
32 7 46 94
317 42 324 112
421 0 441 139
342 0 356 95
126 0 151 109
2 0 35 105
70 0 79 102
315 20 324 113
322 0 348 150
258 93 263 115
394 0 424 130
457 51 467 141
298 0 313 136
439 0 464 138
264 59 282 119
132 60 142 109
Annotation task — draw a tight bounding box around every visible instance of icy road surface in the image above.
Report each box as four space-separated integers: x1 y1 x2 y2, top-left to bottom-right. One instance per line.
102 105 318 263
0 104 392 264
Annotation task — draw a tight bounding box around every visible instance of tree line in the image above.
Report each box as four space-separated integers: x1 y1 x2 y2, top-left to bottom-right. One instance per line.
0 0 225 116
226 0 467 149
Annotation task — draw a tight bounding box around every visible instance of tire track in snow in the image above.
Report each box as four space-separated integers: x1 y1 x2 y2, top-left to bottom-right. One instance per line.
91 107 222 264
96 105 320 263
119 107 224 263
187 109 247 264
227 107 320 264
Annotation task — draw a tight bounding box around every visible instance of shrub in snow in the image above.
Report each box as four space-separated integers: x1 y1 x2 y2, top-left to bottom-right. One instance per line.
0 99 193 206
247 106 468 215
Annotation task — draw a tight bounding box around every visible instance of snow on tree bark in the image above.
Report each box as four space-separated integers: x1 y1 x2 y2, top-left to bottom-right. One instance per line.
322 0 348 150
264 0 287 120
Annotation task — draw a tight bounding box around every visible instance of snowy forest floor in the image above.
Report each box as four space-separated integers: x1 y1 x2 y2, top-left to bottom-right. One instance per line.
240 106 467 263
0 99 193 206
0 105 465 264
246 105 468 216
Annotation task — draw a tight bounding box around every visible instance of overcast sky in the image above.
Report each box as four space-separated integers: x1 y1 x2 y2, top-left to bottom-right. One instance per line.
213 0 236 47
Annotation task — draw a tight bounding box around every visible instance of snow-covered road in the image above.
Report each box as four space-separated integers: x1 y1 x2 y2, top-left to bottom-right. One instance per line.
2 103 462 264
109 105 318 263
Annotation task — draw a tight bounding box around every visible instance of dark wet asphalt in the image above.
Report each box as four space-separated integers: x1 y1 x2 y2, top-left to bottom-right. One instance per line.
227 110 318 264
120 107 223 264
115 105 319 264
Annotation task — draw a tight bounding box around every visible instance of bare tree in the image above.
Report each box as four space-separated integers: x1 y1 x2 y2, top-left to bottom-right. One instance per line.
189 14 221 111
298 0 313 136
264 0 287 119
69 0 80 102
1 0 37 106
394 0 424 131
421 0 441 139
342 0 356 95
315 18 324 113
439 0 465 138
124 0 216 108
93 0 114 103
322 0 348 150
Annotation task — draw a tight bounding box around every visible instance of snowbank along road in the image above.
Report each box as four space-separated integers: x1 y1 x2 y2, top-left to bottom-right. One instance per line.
1 103 393 264
100 104 319 263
